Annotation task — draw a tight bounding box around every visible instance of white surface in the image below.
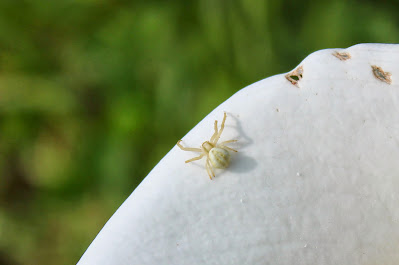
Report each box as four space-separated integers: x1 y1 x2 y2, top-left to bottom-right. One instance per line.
78 44 399 265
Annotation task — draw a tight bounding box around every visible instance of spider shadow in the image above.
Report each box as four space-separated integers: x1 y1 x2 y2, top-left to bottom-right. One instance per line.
225 112 253 149
218 112 257 176
226 151 257 174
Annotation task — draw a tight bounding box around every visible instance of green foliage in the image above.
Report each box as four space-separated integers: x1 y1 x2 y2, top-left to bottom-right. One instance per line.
0 0 398 264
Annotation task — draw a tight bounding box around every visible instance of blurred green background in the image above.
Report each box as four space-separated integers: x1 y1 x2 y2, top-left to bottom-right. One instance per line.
0 0 398 264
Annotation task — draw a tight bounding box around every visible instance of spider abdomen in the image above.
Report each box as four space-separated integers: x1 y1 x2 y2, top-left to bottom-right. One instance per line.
209 147 231 169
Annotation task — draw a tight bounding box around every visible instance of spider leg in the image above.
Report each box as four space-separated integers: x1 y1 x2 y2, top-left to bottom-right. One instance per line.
205 159 213 180
207 158 215 179
219 145 238 152
177 140 202 152
185 153 205 163
220 139 237 145
213 112 227 144
209 120 219 143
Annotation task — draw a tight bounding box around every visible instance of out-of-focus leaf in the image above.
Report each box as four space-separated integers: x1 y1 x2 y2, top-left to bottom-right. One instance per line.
0 75 76 114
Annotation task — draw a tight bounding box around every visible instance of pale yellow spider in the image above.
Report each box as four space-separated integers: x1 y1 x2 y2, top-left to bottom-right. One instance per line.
177 112 238 179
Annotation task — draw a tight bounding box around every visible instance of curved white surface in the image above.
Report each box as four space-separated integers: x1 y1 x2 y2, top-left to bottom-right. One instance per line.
78 44 399 265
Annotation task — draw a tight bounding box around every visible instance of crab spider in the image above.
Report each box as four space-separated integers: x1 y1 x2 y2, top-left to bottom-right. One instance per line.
177 112 238 180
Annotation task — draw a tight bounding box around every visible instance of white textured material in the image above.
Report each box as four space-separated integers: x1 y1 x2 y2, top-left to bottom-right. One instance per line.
78 44 399 265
